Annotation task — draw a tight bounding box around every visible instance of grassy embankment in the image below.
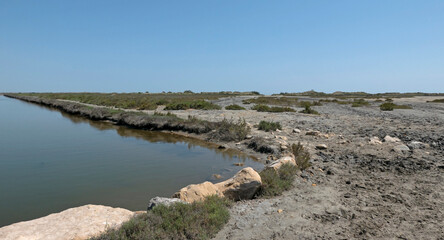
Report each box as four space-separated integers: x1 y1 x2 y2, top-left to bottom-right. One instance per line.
6 93 251 142
18 92 259 110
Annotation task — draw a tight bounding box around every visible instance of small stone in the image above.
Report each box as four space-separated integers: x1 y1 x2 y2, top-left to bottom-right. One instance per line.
276 129 282 133
233 162 245 166
280 145 288 151
369 137 382 145
306 130 320 136
316 144 328 150
277 136 288 141
213 174 222 179
393 144 410 153
293 128 301 133
277 209 283 213
312 183 317 187
384 135 401 143
148 197 187 211
407 141 428 149
245 135 253 139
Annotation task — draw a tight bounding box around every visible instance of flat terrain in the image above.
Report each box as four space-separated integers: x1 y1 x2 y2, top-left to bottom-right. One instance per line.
5 93 444 239
162 96 443 239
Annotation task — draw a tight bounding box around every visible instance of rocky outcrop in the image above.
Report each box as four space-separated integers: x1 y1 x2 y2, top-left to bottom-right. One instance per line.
0 205 134 240
215 167 262 201
147 197 188 210
173 167 262 202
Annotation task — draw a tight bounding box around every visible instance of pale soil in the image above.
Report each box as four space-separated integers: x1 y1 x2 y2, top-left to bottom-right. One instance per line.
0 205 134 240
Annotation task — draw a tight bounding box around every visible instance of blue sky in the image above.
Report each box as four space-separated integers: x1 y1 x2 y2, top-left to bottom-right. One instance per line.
1 1 443 94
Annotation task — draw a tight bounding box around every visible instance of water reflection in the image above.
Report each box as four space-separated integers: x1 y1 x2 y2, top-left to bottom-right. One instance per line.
0 97 263 227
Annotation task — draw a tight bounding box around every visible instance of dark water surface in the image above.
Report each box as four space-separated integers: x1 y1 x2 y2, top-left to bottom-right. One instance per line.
0 96 262 227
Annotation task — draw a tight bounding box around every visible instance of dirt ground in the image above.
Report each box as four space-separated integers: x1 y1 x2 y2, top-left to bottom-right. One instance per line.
163 96 444 239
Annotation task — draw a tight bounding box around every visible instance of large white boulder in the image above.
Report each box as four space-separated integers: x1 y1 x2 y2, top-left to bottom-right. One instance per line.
173 167 262 202
172 181 221 203
0 205 134 240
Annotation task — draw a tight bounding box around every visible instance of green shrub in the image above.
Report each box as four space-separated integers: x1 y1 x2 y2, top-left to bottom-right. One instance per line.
351 99 369 107
380 102 412 111
257 163 298 197
299 105 319 114
258 121 282 132
211 118 250 142
165 100 221 110
291 142 311 170
225 104 246 110
251 104 295 112
380 103 394 111
90 196 231 240
427 99 444 103
243 97 299 106
298 101 322 107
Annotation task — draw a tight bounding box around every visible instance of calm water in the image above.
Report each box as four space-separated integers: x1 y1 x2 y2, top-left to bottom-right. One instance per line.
0 96 262 227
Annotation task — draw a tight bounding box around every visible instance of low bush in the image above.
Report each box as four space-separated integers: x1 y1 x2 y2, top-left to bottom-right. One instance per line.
211 118 250 142
291 142 311 170
90 195 231 240
242 96 299 106
380 103 412 111
427 99 444 103
257 163 298 197
298 101 322 107
225 104 246 110
251 104 295 112
299 105 319 115
165 100 221 110
380 103 394 111
351 99 369 107
258 121 281 132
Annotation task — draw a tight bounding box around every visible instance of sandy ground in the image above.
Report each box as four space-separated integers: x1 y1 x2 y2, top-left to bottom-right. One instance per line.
162 96 444 239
